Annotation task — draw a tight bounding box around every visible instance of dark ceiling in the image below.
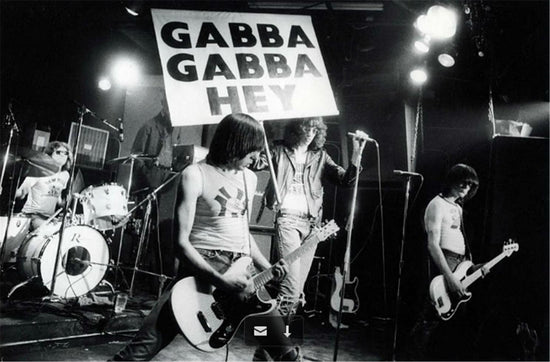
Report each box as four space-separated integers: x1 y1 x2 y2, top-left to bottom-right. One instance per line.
1 0 548 131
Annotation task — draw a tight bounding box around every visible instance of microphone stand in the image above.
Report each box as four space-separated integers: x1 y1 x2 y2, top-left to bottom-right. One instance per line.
0 110 20 272
333 139 367 361
391 174 414 361
48 105 87 298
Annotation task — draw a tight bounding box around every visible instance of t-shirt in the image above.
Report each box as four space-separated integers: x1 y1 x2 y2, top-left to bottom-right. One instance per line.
189 162 256 254
424 195 466 255
20 171 69 216
280 162 308 213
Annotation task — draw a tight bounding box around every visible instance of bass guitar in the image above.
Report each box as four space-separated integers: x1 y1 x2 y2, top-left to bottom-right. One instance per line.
171 220 340 352
429 239 518 320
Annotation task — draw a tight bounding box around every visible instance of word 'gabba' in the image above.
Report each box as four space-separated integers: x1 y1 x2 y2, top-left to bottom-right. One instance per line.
160 22 322 82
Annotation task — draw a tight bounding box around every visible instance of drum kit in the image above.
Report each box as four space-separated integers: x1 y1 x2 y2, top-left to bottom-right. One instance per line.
0 150 175 300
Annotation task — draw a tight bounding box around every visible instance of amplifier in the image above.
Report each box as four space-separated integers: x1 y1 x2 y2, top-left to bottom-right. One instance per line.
69 123 109 170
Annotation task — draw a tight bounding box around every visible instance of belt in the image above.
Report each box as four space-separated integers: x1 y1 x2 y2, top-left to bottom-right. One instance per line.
277 209 313 220
442 249 466 260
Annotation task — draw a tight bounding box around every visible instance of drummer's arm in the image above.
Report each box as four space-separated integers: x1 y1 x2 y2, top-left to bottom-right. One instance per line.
15 177 34 198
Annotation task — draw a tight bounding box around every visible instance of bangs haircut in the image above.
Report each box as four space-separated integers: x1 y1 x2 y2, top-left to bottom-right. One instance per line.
44 141 73 172
442 163 479 201
283 117 327 151
207 113 264 167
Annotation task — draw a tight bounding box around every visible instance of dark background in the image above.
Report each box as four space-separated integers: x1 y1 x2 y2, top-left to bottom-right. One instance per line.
1 1 548 359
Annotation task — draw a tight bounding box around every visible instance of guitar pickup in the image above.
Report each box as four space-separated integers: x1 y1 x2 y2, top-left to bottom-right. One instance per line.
437 297 443 308
197 311 212 332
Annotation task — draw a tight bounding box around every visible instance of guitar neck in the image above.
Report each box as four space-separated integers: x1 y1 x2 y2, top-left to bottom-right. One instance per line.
252 233 320 291
462 252 506 288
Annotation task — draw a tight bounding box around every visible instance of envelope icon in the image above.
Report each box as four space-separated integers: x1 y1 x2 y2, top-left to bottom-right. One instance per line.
253 326 268 337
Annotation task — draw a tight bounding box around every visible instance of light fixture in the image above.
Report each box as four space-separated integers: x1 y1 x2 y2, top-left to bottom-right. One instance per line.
410 68 428 85
414 36 431 54
248 1 383 11
437 44 458 67
124 1 143 16
415 5 457 40
98 77 112 91
111 58 141 87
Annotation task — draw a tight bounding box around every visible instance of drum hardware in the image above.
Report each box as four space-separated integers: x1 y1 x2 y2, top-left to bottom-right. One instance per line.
113 171 181 298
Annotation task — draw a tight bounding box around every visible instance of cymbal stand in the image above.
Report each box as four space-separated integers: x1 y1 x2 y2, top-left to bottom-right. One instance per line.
113 155 137 289
116 171 180 298
0 105 20 274
48 104 87 298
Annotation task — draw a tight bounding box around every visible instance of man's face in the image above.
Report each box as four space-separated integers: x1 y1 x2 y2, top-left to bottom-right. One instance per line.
235 151 260 170
453 180 473 199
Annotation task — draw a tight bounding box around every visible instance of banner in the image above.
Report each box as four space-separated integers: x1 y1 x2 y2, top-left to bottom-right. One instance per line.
151 9 339 126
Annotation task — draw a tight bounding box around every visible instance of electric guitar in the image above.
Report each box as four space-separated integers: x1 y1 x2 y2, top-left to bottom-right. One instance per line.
429 239 518 320
330 266 360 314
170 220 339 352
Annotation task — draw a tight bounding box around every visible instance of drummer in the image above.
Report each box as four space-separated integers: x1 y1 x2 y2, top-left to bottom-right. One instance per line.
15 141 73 231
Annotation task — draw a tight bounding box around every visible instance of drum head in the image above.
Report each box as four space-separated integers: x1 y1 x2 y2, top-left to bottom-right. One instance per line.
38 225 109 298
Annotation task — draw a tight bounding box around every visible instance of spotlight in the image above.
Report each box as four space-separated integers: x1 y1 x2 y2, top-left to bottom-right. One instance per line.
410 68 428 85
414 36 430 54
438 53 455 67
416 5 457 40
124 1 143 16
111 58 141 87
98 77 112 91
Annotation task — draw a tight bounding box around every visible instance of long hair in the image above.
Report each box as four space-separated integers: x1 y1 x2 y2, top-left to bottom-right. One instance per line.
43 141 73 172
283 117 327 151
442 163 479 202
206 113 264 167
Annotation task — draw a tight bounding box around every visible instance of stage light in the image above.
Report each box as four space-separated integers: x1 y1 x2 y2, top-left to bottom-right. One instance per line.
111 58 141 87
124 1 143 16
410 68 428 85
414 37 430 54
438 53 455 67
98 77 112 91
415 5 457 40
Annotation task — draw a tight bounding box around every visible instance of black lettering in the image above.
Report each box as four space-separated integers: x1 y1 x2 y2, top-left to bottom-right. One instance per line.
295 54 322 77
264 54 291 78
167 54 198 81
207 87 242 115
229 23 257 47
288 25 315 48
161 22 191 48
258 24 284 47
203 54 236 80
243 86 268 113
236 54 264 79
196 22 229 48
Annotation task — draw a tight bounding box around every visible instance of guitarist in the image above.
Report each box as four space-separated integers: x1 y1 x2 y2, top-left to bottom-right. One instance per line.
112 114 300 361
409 163 488 360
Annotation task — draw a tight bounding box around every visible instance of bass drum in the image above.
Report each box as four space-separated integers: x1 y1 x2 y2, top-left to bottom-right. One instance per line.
17 225 109 298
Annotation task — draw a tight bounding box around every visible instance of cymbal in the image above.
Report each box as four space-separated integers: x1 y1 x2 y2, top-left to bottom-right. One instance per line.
1 147 60 175
107 154 157 165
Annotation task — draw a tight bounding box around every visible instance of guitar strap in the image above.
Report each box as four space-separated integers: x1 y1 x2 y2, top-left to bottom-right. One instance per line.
459 207 473 261
242 171 253 257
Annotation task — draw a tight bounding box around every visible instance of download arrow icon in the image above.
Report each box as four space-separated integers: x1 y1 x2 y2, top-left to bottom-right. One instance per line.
283 325 291 337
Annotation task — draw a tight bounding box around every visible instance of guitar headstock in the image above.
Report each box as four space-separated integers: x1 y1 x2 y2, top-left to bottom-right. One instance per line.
502 238 519 256
316 220 340 242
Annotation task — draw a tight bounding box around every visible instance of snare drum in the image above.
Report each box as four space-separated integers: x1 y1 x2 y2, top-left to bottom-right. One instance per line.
81 183 128 230
17 225 109 298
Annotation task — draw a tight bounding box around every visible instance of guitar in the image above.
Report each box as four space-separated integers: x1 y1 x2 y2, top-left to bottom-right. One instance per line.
171 220 340 352
330 266 360 314
429 239 518 320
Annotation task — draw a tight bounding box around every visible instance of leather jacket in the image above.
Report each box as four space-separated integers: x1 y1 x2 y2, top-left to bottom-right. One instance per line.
253 144 360 221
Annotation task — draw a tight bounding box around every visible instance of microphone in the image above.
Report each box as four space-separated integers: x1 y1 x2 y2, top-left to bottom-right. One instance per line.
347 132 375 142
71 100 96 116
71 257 92 267
118 118 124 142
393 170 422 177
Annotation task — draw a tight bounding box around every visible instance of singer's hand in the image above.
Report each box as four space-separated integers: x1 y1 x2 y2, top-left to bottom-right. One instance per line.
351 130 369 166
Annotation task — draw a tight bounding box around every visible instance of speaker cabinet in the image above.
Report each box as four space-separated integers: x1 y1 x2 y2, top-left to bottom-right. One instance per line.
482 135 548 360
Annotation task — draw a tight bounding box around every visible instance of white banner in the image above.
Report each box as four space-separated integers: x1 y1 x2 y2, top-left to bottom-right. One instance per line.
151 9 339 126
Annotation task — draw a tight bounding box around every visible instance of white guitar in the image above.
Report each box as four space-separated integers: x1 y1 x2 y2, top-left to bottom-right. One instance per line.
429 239 518 320
171 220 340 352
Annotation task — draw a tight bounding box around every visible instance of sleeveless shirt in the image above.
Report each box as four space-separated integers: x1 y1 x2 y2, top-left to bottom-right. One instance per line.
424 195 466 255
189 162 255 254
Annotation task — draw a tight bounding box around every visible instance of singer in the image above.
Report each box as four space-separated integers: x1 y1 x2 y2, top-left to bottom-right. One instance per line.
251 117 367 359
